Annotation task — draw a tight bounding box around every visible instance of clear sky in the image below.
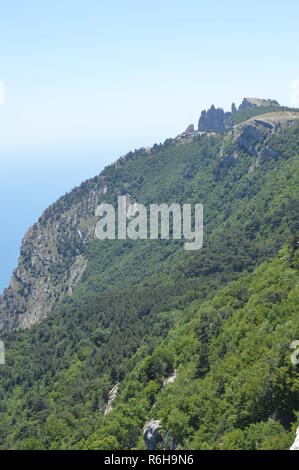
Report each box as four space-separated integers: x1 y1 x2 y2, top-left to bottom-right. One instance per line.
0 0 299 292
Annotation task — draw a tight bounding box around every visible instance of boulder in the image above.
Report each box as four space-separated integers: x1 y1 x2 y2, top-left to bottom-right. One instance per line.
143 420 162 450
254 119 274 130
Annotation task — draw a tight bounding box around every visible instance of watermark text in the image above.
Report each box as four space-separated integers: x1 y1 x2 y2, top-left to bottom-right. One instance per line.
95 196 203 251
0 341 5 365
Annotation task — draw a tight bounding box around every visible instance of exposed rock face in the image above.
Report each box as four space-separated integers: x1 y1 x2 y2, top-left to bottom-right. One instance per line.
235 111 299 157
178 124 198 140
143 420 162 450
198 105 231 132
104 383 120 415
238 98 280 111
197 98 280 133
194 97 284 135
231 102 237 114
290 428 299 450
184 124 195 135
261 146 280 162
237 123 266 155
163 370 177 388
254 119 274 130
0 176 107 332
143 419 176 450
142 373 177 450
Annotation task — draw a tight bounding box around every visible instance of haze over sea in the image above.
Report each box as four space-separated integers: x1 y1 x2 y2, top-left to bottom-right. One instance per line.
1 0 298 292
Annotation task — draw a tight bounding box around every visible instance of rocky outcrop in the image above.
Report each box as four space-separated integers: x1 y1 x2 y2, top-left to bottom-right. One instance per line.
184 124 195 135
198 98 281 133
236 122 268 155
254 119 274 130
231 102 237 114
143 420 176 450
261 146 280 162
234 110 299 169
238 98 279 111
142 373 177 449
198 105 231 132
290 428 299 450
104 383 120 415
178 124 198 140
143 420 162 450
163 370 177 388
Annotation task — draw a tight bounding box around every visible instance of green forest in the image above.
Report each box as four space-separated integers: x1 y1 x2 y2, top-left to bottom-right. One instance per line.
0 107 298 450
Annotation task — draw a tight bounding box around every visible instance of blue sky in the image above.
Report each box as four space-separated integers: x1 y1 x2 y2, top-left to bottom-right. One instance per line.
0 0 299 292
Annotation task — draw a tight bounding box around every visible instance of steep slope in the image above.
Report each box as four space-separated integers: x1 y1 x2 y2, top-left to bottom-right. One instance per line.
1 104 298 332
0 175 107 331
84 244 299 450
0 101 298 449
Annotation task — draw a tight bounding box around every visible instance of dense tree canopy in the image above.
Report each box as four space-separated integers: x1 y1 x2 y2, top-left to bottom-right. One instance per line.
0 116 298 449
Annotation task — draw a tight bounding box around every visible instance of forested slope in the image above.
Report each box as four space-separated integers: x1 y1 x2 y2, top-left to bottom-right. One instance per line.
85 244 299 450
0 106 298 449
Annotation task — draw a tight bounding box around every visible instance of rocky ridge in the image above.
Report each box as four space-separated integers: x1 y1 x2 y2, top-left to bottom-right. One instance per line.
1 98 298 333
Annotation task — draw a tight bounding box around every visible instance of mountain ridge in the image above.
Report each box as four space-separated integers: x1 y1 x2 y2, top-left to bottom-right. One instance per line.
0 98 298 332
0 97 298 450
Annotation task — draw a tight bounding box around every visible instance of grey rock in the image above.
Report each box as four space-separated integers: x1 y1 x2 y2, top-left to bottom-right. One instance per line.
254 119 274 130
143 420 162 450
178 124 198 140
261 146 280 162
184 124 195 135
238 98 280 111
104 382 120 415
231 102 237 114
0 176 107 332
198 105 231 132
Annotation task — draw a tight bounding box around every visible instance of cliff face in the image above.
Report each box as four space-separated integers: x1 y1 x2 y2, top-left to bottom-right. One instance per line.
197 98 281 133
0 175 107 331
235 111 299 155
198 105 231 132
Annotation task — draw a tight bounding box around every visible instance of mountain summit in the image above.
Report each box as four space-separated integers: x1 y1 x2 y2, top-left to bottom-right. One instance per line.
197 97 281 132
238 97 280 110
